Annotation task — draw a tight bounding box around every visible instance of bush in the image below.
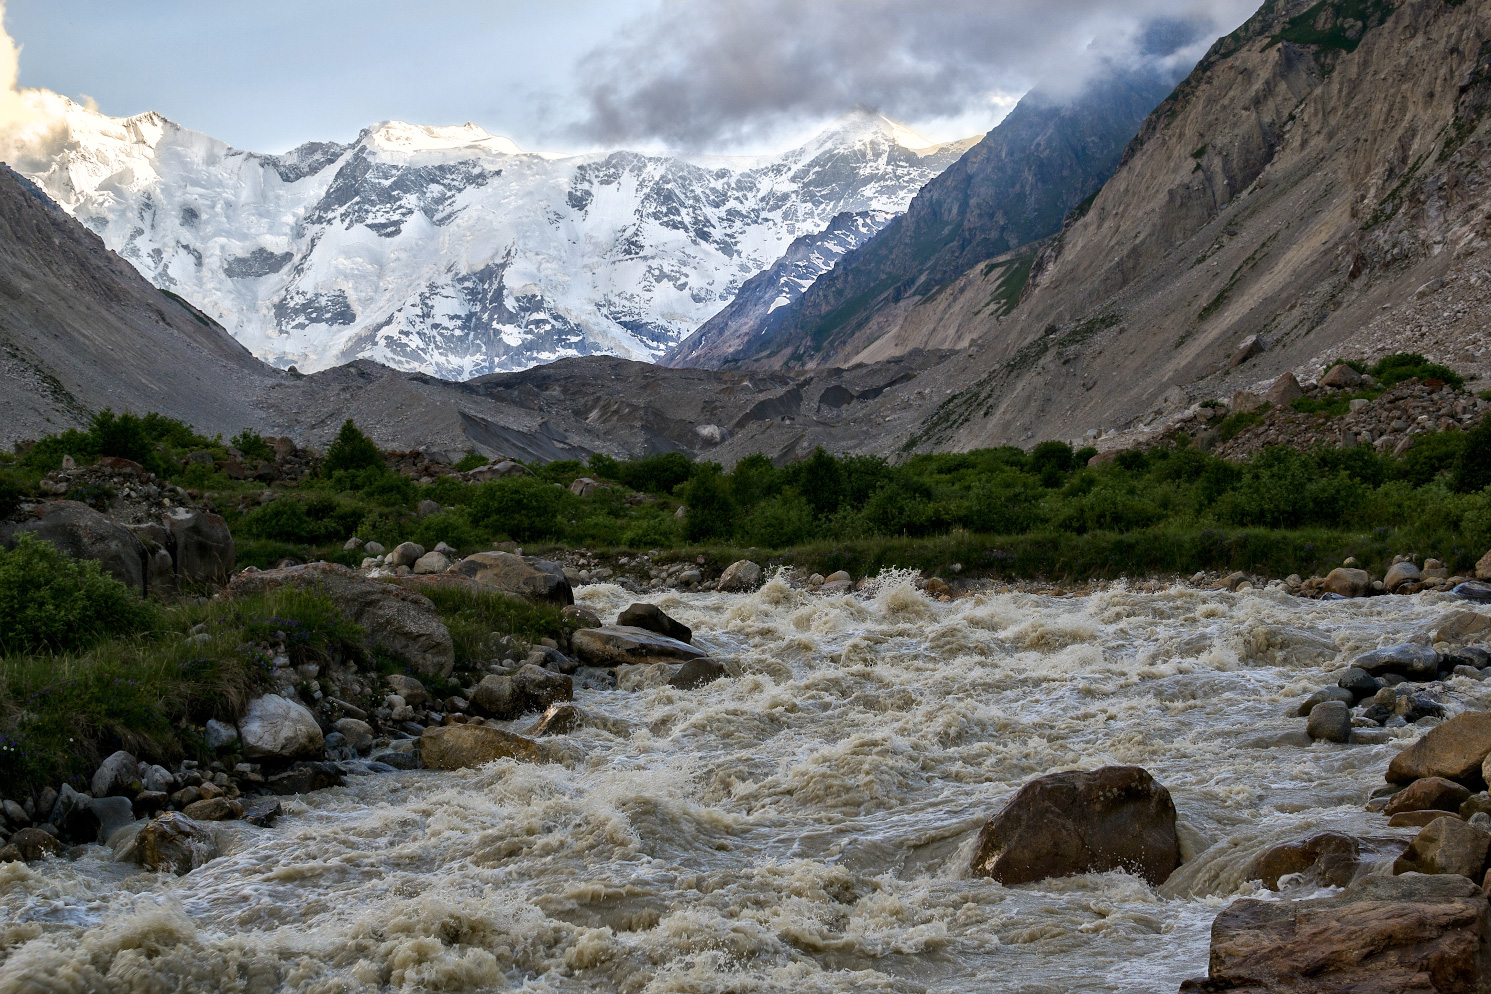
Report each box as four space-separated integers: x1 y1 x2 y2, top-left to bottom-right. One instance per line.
739 490 816 547
0 534 158 654
682 469 736 542
454 452 489 472
470 478 570 541
323 420 383 475
1456 417 1491 493
605 452 695 495
1370 353 1464 390
230 429 273 461
0 476 23 520
240 495 364 544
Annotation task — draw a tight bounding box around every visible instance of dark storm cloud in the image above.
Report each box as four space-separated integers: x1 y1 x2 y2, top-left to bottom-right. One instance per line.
574 0 1261 146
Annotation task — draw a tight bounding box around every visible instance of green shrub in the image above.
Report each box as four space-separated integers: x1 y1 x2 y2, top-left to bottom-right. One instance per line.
454 451 489 472
682 469 736 542
240 495 364 544
323 420 382 475
740 489 816 547
470 478 571 541
230 428 273 461
1397 429 1464 487
0 476 23 520
619 509 679 548
0 534 159 654
1455 417 1491 493
604 452 695 495
1370 352 1464 390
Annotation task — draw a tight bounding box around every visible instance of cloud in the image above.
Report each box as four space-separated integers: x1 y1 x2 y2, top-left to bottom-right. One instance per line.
572 0 1261 147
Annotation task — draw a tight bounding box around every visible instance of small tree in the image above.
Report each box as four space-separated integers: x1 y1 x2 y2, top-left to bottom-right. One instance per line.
682 469 737 542
0 534 157 653
323 420 382 475
1456 418 1491 493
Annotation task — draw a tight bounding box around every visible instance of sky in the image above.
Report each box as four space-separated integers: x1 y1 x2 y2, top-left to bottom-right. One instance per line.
1 1 1261 155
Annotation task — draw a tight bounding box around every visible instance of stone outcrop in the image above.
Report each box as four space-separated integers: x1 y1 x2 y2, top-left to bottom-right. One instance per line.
1181 874 1491 993
420 724 544 769
0 501 149 594
1387 711 1491 786
571 625 708 667
447 551 573 605
236 694 324 761
968 766 1180 886
226 562 454 678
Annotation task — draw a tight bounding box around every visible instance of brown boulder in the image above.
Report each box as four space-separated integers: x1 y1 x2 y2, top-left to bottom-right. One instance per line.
968 766 1180 886
1477 550 1491 582
669 657 730 690
1385 777 1474 817
419 724 544 769
118 812 217 874
529 703 586 737
1180 874 1490 993
1390 810 1466 829
571 625 707 667
1394 817 1491 879
469 664 572 719
1320 362 1364 389
1248 832 1399 890
1387 711 1491 786
0 828 63 863
1322 567 1372 598
226 562 454 678
1263 372 1303 407
1434 609 1491 646
447 551 573 605
181 797 244 822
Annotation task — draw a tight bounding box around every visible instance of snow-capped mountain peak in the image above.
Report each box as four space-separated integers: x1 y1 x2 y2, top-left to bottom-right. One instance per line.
364 120 525 155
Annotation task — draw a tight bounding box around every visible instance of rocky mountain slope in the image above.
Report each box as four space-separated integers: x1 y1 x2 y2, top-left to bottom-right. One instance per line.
892 0 1491 451
5 99 973 378
0 164 278 443
669 71 1176 370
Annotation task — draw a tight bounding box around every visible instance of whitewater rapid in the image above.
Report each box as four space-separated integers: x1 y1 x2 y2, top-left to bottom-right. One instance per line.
2 573 1485 993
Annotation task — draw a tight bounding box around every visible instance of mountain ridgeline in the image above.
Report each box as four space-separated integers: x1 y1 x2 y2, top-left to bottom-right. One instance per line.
667 71 1177 370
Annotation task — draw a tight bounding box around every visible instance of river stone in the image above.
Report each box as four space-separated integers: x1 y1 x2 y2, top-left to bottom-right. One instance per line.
616 602 692 643
718 559 763 592
1322 567 1372 598
669 657 729 690
385 674 429 708
91 750 140 798
204 719 239 750
1352 644 1443 681
1306 701 1352 743
226 562 454 678
388 542 425 568
1433 609 1491 646
0 500 149 595
1295 686 1354 716
560 605 601 628
88 796 137 845
334 718 375 753
165 507 235 585
420 724 543 769
470 665 571 719
1387 710 1491 785
1393 816 1491 878
1384 777 1472 817
447 551 573 605
119 812 216 874
968 765 1180 886
1337 667 1382 700
1248 832 1380 890
1383 561 1421 592
50 783 99 843
571 625 707 667
266 762 345 796
1178 873 1490 993
237 694 324 761
182 797 243 822
1453 580 1491 603
1 828 63 863
529 703 585 737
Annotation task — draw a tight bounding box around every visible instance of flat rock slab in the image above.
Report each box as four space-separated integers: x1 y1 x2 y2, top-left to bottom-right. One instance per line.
1180 874 1490 993
571 625 707 667
969 765 1180 886
420 724 544 769
1388 710 1491 786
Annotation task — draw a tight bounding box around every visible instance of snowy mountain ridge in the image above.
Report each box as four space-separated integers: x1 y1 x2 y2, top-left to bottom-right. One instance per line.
5 93 975 377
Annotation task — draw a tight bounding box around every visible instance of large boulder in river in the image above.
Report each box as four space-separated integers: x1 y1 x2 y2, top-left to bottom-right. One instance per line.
617 602 692 643
1433 609 1491 646
718 560 763 592
1387 711 1491 785
0 501 147 594
968 766 1180 886
469 665 572 719
118 812 217 874
1393 816 1491 878
1247 832 1404 890
1352 644 1443 681
571 625 707 667
1179 874 1491 993
237 694 324 761
1322 567 1372 598
226 562 454 678
420 724 543 769
448 551 573 605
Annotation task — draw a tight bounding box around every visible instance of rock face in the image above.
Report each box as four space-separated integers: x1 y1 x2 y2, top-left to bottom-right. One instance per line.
571 625 708 667
448 552 573 605
1388 711 1491 786
0 501 148 594
717 560 763 592
616 603 692 643
968 766 1180 886
119 812 217 874
237 694 324 761
1181 874 1491 993
1393 817 1491 879
420 724 543 769
1322 568 1372 598
226 562 454 678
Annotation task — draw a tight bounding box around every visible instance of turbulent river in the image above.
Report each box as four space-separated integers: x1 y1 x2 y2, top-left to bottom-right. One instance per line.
2 572 1485 993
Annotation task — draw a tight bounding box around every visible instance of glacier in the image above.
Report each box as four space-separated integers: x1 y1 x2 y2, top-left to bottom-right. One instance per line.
4 93 974 377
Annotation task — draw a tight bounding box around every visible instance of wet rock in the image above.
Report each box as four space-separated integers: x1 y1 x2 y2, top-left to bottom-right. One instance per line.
90 750 140 798
227 562 454 678
204 719 239 750
1337 667 1382 701
529 703 585 737
1322 567 1371 598
669 657 730 690
49 784 99 843
1388 711 1491 785
266 762 345 796
1306 700 1352 743
616 602 692 643
132 792 169 817
242 798 282 828
1451 645 1491 668
1433 609 1491 645
560 604 601 628
447 551 573 605
718 559 763 592
385 674 429 708
1295 686 1354 716
573 667 617 691
1384 777 1472 816
968 765 1180 886
572 625 707 667
1394 816 1491 878
1396 692 1446 723
1453 580 1491 603
1391 809 1467 828
1353 644 1443 681
0 827 64 863
1179 874 1489 993
181 797 243 821
119 813 216 874
237 694 324 761
89 796 137 845
1248 832 1395 890
334 718 375 753
470 665 571 719
420 724 543 769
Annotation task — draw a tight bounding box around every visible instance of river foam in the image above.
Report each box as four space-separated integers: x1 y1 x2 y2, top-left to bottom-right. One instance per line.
3 573 1486 992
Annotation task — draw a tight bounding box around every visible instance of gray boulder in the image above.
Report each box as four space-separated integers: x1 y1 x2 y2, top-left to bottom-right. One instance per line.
204 719 239 749
1353 644 1444 681
470 664 572 719
226 562 454 678
669 657 729 690
571 625 707 667
91 750 140 798
334 718 375 753
237 694 324 761
1 501 148 594
413 551 452 574
1306 701 1352 743
388 542 426 568
448 551 573 605
165 507 235 585
89 796 137 845
617 602 692 643
1295 687 1354 717
718 560 763 592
